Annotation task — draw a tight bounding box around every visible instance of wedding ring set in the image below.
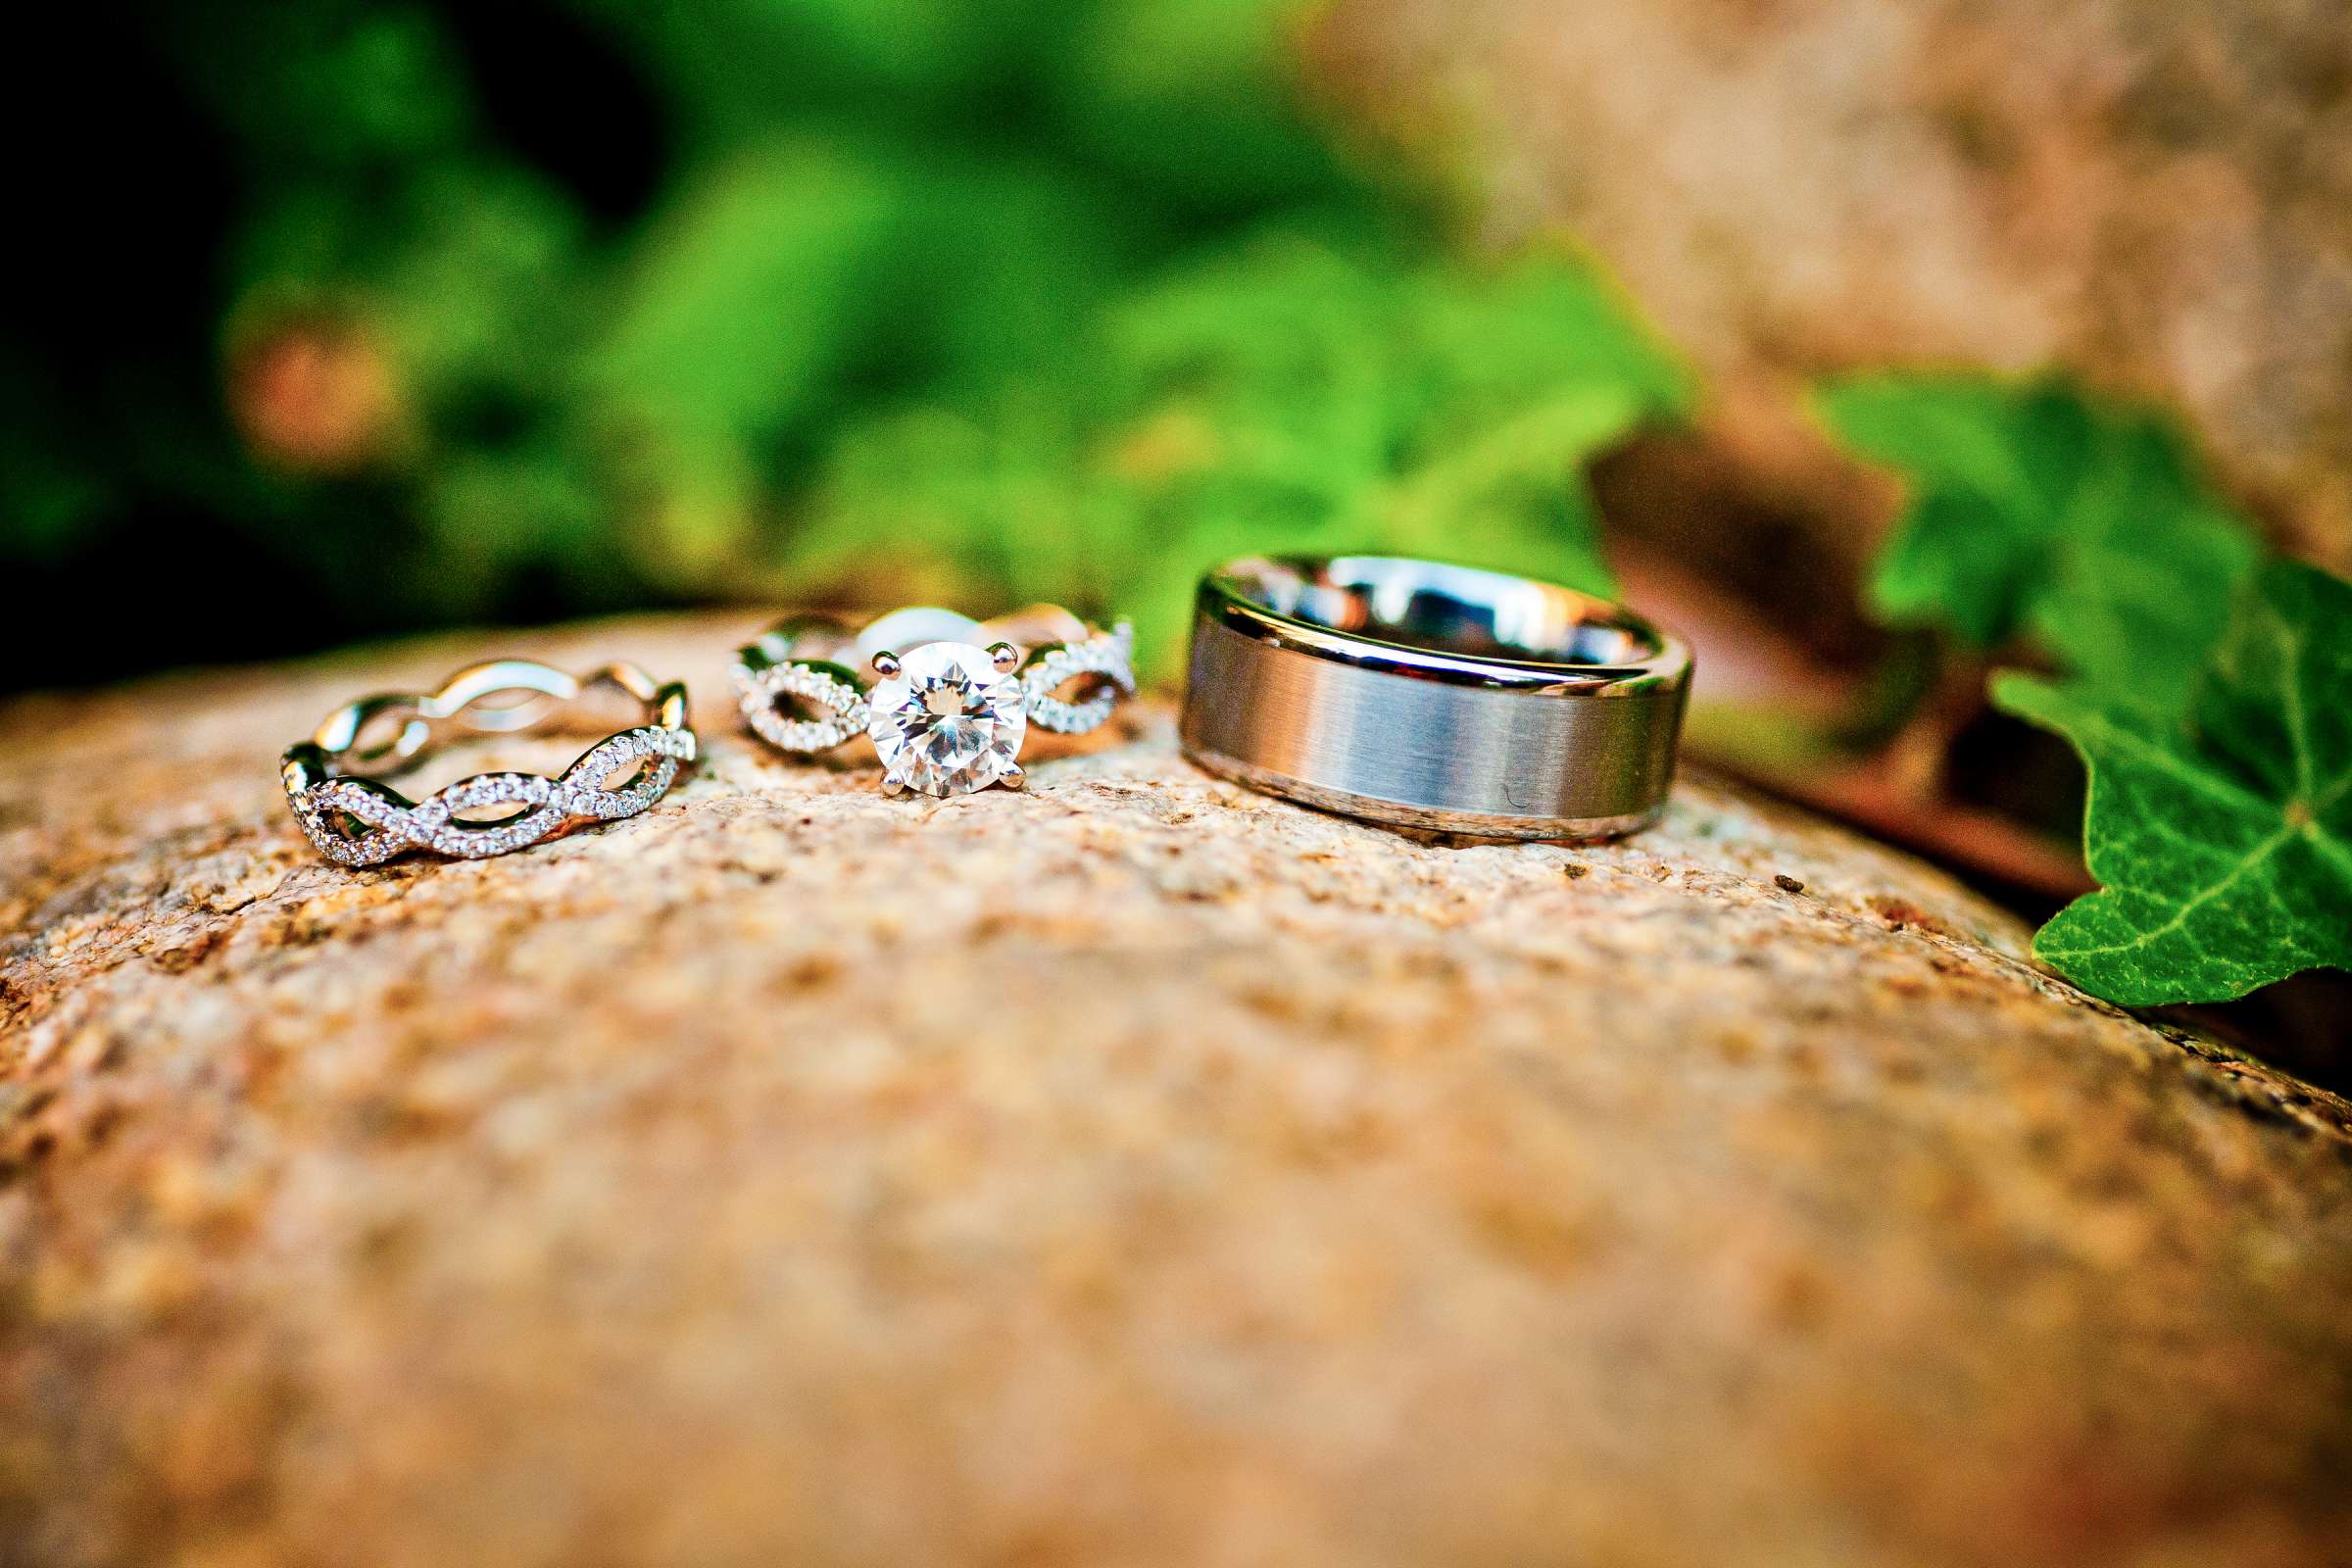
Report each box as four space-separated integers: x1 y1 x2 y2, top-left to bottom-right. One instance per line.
280 556 1691 866
280 607 1138 866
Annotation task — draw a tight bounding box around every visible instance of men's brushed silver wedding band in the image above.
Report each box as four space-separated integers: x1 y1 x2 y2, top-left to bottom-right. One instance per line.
1180 555 1692 840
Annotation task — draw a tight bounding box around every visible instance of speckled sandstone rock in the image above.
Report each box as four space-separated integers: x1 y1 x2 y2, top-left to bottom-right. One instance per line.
2 614 2349 1568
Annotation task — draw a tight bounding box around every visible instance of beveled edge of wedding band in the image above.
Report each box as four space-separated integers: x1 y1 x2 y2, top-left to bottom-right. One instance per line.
1179 555 1692 840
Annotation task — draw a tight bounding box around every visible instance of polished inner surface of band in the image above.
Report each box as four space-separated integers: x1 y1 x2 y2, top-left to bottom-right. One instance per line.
1182 556 1690 839
282 660 696 865
1211 556 1678 687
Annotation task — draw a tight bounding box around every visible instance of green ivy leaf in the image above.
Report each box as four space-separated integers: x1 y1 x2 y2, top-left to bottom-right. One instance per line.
1992 561 2352 1004
1817 375 2261 715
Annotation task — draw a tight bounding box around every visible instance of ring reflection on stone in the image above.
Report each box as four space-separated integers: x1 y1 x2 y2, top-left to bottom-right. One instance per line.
734 605 1136 798
280 660 696 866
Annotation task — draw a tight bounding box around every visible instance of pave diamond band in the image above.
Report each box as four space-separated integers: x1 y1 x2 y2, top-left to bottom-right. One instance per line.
735 655 871 754
281 660 696 866
734 605 1136 798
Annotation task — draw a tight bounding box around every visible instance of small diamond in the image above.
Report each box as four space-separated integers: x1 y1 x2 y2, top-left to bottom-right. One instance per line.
866 642 1027 796
735 661 870 753
284 718 695 866
1022 621 1136 734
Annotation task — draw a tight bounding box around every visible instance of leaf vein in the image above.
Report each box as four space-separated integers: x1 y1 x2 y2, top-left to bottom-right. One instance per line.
2058 826 2296 959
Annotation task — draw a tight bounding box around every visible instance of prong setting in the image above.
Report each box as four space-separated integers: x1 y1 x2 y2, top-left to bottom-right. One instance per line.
865 642 1028 798
743 607 1134 800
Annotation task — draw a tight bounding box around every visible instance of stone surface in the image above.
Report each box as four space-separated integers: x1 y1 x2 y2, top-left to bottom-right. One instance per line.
1315 0 2352 571
2 613 2349 1567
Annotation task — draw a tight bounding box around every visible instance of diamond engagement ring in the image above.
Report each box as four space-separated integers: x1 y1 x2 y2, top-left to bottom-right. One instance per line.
1181 555 1691 839
734 605 1136 797
281 659 696 866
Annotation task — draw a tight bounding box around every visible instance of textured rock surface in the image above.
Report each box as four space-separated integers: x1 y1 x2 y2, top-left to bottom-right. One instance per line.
1317 0 2352 569
3 614 2350 1568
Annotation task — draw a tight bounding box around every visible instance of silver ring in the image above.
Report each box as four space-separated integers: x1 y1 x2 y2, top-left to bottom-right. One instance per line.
734 604 1136 798
1180 556 1690 839
281 660 697 865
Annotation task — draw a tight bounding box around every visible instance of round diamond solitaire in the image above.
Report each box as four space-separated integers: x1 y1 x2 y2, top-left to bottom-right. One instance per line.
866 642 1029 797
734 605 1136 797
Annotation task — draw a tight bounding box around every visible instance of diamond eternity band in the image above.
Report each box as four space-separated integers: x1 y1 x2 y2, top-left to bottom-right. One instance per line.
281 659 696 866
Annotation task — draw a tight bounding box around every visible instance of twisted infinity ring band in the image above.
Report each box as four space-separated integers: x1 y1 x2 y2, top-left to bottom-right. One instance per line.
1181 555 1691 839
734 605 1135 797
281 660 696 866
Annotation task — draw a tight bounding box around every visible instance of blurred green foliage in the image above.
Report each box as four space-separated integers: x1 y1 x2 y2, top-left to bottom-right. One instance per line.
6 0 1686 675
795 229 1690 664
1816 374 2261 717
